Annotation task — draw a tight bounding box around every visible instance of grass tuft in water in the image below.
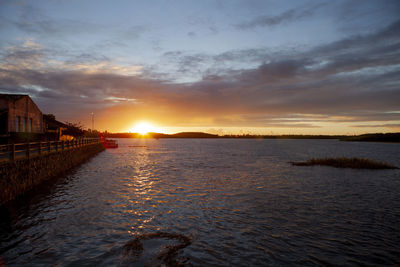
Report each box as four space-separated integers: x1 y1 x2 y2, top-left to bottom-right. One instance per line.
291 157 398 169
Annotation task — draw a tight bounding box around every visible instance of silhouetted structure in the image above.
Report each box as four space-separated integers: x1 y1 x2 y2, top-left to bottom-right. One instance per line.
0 94 44 143
43 114 68 141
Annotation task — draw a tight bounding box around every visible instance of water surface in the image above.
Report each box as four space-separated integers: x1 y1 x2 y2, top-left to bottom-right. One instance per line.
1 139 399 266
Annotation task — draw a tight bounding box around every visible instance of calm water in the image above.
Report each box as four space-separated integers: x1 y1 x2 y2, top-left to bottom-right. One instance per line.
1 139 400 266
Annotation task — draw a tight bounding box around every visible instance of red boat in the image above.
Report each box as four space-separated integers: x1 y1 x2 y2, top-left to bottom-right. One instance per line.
104 139 118 148
100 133 118 148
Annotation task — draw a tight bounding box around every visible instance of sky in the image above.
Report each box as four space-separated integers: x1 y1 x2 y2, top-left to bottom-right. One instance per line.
0 0 399 135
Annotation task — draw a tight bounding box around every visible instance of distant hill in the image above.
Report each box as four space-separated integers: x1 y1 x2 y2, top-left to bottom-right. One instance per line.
169 132 218 138
341 133 400 143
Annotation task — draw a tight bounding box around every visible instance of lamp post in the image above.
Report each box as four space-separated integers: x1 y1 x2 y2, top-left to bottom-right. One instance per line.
91 112 94 131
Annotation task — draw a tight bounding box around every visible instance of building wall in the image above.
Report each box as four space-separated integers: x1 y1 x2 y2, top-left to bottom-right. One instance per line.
7 96 43 133
0 98 8 109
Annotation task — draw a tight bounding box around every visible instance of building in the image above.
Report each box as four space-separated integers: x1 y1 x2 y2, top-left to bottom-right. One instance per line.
43 114 69 141
0 94 44 142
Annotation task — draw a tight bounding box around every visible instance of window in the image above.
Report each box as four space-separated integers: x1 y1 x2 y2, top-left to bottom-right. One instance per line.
16 116 20 132
22 117 26 132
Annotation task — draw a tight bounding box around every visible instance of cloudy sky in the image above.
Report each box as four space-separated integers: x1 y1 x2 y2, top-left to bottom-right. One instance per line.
1 0 399 134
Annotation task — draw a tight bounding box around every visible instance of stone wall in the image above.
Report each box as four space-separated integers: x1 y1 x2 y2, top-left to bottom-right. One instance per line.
0 143 104 205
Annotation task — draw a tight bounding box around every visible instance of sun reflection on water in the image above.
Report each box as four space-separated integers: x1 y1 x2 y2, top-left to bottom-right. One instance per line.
120 143 161 235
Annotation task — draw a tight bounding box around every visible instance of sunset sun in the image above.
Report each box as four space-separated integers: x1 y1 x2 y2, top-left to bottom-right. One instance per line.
130 122 160 135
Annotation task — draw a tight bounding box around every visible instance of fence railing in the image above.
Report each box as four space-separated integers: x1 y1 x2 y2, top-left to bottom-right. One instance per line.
0 138 102 163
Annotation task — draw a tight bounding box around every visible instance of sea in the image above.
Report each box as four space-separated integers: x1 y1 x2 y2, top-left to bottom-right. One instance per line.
1 139 399 266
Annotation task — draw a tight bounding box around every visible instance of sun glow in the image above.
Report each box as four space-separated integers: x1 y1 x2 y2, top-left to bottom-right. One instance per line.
130 122 160 135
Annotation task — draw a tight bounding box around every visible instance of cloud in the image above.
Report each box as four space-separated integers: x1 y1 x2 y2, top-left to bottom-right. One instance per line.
235 2 327 29
1 2 148 55
0 39 143 76
154 48 273 82
0 19 399 131
9 4 106 39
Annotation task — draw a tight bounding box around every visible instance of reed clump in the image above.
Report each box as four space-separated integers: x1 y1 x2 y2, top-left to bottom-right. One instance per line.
291 157 398 169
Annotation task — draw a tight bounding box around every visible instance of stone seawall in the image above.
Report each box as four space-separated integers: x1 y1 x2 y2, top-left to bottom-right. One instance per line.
0 143 105 205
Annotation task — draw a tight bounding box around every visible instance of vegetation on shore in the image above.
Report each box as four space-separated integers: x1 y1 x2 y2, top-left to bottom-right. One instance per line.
291 157 398 169
102 131 400 142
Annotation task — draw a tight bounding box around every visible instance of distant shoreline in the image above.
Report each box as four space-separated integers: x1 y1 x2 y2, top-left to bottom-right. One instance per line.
103 132 400 143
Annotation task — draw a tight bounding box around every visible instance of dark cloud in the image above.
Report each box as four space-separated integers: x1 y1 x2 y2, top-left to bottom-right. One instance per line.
63 53 110 66
209 26 218 34
236 2 327 29
187 31 196 38
333 0 400 34
122 25 148 40
213 48 271 63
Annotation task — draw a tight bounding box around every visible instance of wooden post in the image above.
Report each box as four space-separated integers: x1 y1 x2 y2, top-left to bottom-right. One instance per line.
26 143 30 159
62 141 64 151
10 144 15 161
48 141 51 153
55 141 58 152
38 142 41 155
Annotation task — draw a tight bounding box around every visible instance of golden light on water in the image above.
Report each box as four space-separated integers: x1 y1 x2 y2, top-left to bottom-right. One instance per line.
130 122 161 135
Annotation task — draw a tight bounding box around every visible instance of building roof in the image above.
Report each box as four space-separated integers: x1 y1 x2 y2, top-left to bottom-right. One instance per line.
0 94 29 101
0 94 43 114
